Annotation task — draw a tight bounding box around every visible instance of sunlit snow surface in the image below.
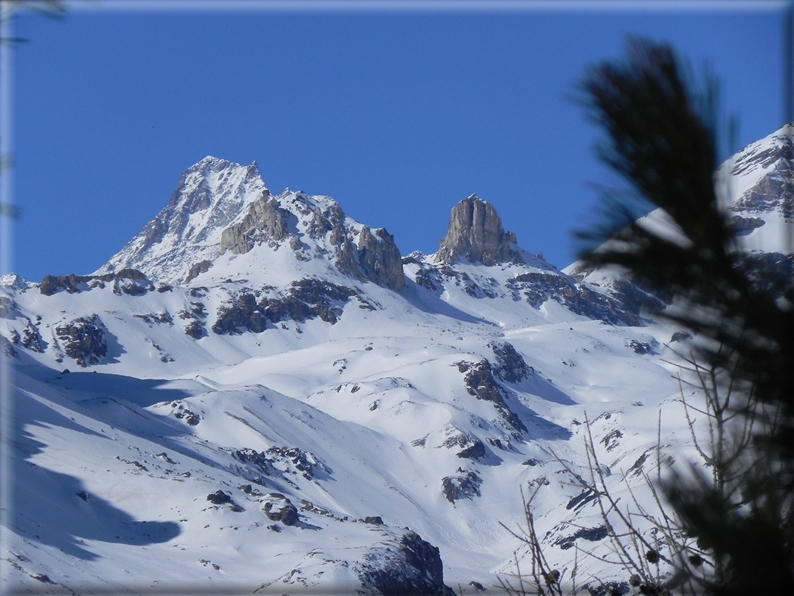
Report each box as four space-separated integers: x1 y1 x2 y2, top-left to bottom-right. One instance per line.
1 125 790 594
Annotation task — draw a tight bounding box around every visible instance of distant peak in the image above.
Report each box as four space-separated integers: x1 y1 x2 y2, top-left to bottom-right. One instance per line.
189 156 260 173
435 196 522 266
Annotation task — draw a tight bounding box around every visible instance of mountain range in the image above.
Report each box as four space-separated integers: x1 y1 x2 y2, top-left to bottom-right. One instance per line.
1 123 791 595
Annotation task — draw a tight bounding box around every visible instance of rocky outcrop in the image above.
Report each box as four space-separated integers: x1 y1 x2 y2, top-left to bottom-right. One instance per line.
55 315 108 367
232 445 329 485
352 226 405 291
20 321 45 353
441 469 482 503
730 131 794 217
356 531 456 596
436 195 522 266
456 359 526 435
489 341 531 383
212 279 360 334
731 157 794 217
219 193 288 254
505 272 654 326
39 269 152 297
261 493 298 526
183 260 213 284
440 427 487 460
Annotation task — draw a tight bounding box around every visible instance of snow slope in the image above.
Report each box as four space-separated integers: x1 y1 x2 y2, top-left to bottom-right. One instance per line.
2 123 791 595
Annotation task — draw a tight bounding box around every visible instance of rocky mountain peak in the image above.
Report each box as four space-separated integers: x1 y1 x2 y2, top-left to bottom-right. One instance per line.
728 124 793 218
435 195 522 266
96 157 268 283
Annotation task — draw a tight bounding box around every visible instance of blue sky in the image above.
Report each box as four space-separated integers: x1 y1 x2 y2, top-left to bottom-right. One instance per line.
9 1 788 281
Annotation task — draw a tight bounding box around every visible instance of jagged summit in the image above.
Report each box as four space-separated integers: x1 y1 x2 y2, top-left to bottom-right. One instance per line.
96 157 405 290
97 157 268 282
435 195 522 266
726 123 793 219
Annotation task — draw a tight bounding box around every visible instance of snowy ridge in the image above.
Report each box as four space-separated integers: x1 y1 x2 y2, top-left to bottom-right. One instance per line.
2 123 792 594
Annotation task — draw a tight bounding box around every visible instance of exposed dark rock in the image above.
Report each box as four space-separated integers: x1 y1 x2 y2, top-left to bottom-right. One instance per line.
239 484 263 497
554 525 609 550
233 446 327 484
261 493 298 526
299 500 333 517
436 195 522 266
206 490 231 505
233 448 272 484
213 279 359 334
440 429 487 460
489 341 531 383
184 259 213 283
456 359 526 435
306 201 345 240
55 315 107 367
363 516 384 525
206 490 242 511
133 312 173 325
39 274 95 296
212 292 267 335
357 530 456 596
670 331 692 343
21 322 45 353
39 270 152 297
172 403 201 426
113 276 154 296
220 193 288 254
507 272 646 326
730 215 766 235
414 264 493 298
441 469 482 503
115 268 148 280
265 446 324 480
184 320 206 339
628 339 657 355
354 226 405 291
457 441 486 461
731 152 794 217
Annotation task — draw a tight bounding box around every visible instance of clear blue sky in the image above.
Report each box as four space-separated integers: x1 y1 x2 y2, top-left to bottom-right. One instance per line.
9 1 787 281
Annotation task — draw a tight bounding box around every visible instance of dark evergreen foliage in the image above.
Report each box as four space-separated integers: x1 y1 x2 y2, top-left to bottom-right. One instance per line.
578 38 794 595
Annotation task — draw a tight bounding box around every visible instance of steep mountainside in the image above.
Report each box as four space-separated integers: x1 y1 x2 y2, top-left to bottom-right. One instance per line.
1 124 791 595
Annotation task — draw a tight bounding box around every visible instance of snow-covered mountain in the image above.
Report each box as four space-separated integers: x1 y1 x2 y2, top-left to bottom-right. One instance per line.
1 124 791 595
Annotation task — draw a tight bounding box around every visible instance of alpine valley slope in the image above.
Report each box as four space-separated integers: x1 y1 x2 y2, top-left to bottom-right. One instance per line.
1 124 791 595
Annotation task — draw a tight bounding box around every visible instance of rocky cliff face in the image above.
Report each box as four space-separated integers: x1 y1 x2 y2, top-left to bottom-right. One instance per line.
219 194 288 254
435 195 522 266
348 226 405 292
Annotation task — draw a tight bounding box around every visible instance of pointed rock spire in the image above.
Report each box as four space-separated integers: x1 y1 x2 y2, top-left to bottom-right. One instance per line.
435 195 521 266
